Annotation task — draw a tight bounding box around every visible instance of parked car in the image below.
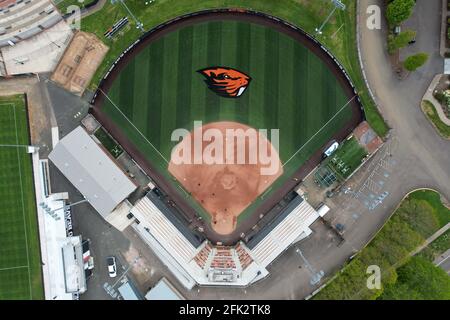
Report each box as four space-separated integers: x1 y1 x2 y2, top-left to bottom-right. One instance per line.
107 256 117 278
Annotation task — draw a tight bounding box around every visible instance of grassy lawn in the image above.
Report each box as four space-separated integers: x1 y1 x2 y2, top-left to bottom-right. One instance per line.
379 256 450 300
408 189 450 227
94 127 123 158
421 100 450 140
326 136 367 180
0 95 43 300
54 0 98 15
79 0 389 137
314 189 449 300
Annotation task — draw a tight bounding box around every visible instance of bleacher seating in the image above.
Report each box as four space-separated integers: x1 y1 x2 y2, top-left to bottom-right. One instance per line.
235 243 253 270
251 199 319 267
0 0 62 47
131 197 197 264
194 242 212 268
210 247 236 269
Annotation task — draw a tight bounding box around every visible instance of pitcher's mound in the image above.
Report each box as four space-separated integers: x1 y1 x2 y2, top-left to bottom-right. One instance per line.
168 121 283 235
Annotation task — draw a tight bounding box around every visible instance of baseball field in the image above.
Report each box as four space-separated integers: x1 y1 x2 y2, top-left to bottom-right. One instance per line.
95 13 361 233
0 95 43 300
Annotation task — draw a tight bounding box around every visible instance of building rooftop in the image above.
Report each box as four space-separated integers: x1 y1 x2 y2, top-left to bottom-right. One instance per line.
49 126 137 218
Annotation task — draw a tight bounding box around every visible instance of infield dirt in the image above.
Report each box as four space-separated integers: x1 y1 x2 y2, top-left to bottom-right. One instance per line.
168 121 283 234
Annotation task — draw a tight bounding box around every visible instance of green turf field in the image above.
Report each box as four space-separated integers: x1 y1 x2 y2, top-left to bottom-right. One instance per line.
0 95 43 300
327 137 367 180
100 19 356 220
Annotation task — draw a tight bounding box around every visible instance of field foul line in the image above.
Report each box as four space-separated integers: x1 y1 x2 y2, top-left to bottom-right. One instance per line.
0 265 29 272
283 94 357 168
12 104 33 300
98 88 169 164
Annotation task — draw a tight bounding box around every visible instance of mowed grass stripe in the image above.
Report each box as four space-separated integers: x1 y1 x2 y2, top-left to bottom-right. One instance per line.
159 32 180 155
146 40 164 150
276 35 295 160
218 21 238 121
132 49 150 133
291 44 309 154
204 21 222 123
306 52 325 134
247 23 266 126
323 69 337 120
263 28 279 130
189 22 208 128
234 21 251 124
175 26 194 129
119 57 135 119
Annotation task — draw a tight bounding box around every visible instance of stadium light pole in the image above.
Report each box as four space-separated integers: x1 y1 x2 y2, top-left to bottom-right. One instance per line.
39 198 89 215
296 248 325 286
117 0 145 33
315 0 346 35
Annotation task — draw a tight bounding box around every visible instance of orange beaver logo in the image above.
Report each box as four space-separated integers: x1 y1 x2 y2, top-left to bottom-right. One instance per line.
198 67 251 98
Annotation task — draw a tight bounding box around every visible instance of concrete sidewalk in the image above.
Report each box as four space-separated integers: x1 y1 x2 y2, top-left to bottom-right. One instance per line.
422 74 450 126
411 222 450 256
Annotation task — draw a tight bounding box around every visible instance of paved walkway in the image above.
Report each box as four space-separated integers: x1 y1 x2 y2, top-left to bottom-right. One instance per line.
422 75 450 126
411 222 450 256
80 0 106 18
434 249 450 274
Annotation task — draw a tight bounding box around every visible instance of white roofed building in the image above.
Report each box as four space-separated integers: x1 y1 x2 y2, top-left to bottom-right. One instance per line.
48 126 137 219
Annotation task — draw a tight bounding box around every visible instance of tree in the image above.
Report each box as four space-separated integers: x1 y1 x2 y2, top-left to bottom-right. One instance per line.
403 53 429 71
386 0 416 26
380 256 450 300
387 30 416 54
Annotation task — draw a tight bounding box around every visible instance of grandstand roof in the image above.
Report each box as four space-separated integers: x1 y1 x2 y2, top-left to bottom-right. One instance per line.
145 278 184 300
49 126 137 218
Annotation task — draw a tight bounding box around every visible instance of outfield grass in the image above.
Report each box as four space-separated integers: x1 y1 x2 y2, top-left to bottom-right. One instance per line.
0 95 43 300
421 100 450 140
314 190 449 300
100 19 355 221
80 0 389 137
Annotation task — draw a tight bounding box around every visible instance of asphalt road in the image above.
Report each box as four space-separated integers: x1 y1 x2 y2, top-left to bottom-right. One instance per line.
358 0 449 199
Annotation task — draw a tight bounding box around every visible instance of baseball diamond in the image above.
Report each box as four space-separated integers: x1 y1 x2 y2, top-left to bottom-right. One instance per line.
92 10 363 244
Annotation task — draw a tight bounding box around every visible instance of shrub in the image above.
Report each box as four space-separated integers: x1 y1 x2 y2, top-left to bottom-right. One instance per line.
386 0 416 26
434 91 445 103
380 256 450 300
403 52 429 71
387 30 416 54
448 27 450 40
